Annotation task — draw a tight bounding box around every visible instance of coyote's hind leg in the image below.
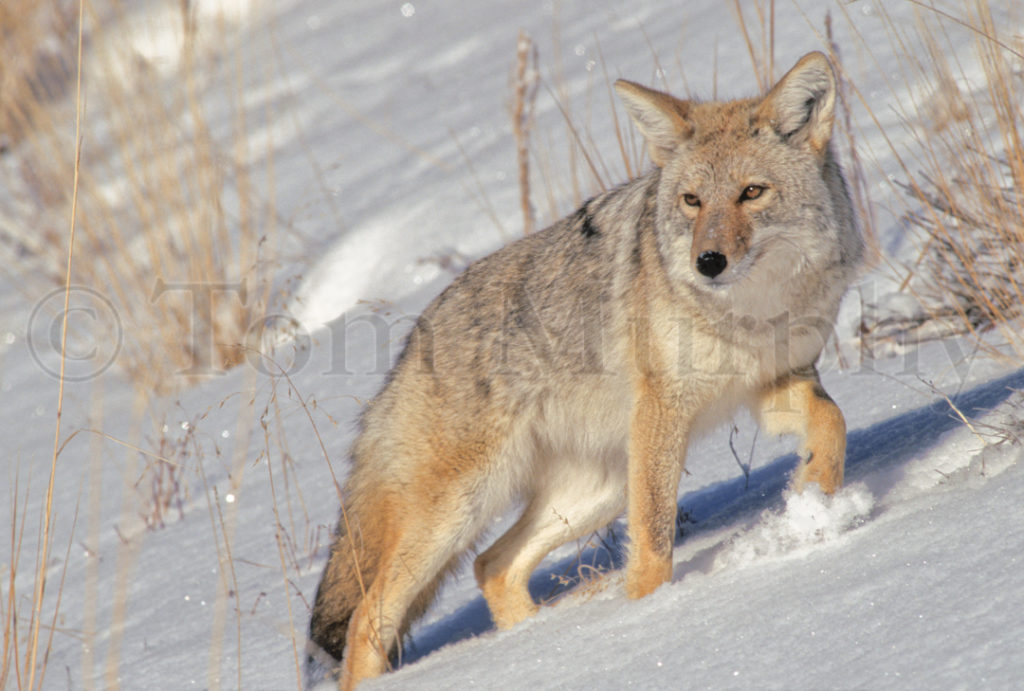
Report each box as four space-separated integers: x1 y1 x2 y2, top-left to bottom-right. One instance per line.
474 461 625 630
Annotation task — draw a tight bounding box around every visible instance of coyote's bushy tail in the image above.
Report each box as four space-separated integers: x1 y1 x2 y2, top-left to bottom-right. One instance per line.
306 487 460 687
307 500 384 677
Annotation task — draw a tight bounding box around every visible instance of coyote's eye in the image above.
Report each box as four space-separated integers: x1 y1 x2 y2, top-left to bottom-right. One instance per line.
739 185 766 202
682 193 701 207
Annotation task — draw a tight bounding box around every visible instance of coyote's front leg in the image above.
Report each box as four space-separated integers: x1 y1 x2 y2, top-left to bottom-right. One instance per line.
625 376 691 599
758 367 846 494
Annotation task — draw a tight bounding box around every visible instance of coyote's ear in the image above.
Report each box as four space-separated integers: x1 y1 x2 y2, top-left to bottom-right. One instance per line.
614 80 694 168
758 51 837 154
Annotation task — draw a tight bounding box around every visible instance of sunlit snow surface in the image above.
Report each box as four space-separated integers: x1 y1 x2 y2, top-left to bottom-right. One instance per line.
2 1 1023 689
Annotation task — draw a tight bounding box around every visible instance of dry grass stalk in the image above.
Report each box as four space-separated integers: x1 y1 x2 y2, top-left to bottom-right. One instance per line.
138 420 195 530
512 31 540 234
731 0 776 92
24 1 86 688
521 33 647 228
2 472 31 690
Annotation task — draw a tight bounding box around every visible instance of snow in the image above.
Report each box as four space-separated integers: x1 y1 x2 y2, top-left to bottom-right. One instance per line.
3 0 1024 689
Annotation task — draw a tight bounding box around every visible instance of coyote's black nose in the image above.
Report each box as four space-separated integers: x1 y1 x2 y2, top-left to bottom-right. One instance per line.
695 251 727 278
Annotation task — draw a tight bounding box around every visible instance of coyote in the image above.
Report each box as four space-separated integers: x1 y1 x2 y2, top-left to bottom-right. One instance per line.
309 51 862 689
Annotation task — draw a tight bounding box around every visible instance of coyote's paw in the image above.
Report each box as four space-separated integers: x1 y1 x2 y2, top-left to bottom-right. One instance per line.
793 448 843 496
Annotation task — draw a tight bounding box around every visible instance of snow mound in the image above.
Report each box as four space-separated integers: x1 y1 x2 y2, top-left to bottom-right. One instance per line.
713 484 874 571
949 443 1022 487
93 0 256 83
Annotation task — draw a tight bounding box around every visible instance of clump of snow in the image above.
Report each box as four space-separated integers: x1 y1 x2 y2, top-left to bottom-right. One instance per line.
954 443 1022 486
713 484 874 570
875 292 926 323
92 0 256 82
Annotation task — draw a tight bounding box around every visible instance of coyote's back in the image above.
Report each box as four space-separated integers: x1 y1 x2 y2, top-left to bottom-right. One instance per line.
309 51 862 690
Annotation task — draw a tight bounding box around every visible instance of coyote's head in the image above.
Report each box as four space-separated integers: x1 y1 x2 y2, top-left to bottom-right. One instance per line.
615 52 857 300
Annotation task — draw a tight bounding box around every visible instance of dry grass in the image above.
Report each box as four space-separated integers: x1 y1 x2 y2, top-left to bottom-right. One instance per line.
1 0 280 396
1 1 293 688
855 1 1024 360
514 15 648 228
0 1 77 152
19 2 86 688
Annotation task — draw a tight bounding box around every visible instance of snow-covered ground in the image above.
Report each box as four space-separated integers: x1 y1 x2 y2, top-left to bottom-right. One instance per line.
3 1 1023 689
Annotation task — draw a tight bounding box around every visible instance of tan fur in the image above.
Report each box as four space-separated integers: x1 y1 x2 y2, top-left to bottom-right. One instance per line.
309 52 863 689
758 369 847 494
